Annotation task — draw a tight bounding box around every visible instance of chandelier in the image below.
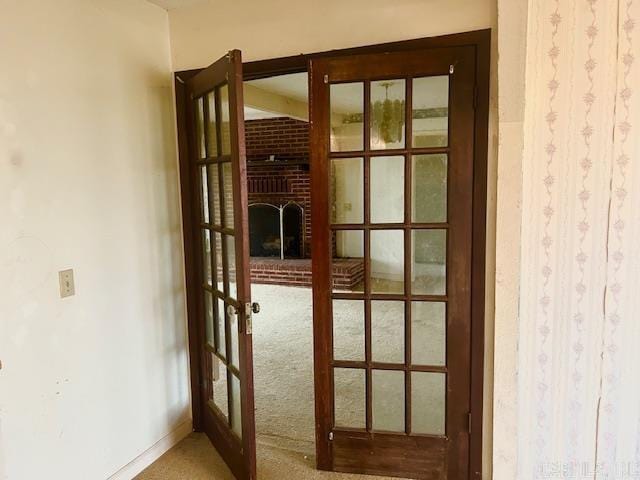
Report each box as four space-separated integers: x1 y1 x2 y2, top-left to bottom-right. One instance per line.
371 82 405 144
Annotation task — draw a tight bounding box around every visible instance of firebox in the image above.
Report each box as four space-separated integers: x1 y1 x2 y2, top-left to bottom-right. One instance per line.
248 202 304 259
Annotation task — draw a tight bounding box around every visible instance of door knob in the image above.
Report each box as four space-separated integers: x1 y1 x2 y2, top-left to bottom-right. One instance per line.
251 302 260 314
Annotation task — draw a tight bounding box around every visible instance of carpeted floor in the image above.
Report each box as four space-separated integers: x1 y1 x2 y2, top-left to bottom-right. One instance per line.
135 432 398 480
137 283 442 479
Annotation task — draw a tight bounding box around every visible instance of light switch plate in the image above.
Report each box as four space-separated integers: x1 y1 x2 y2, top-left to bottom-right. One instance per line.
59 269 75 298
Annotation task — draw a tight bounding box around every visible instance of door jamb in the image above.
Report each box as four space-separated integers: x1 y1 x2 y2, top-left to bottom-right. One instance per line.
174 28 490 479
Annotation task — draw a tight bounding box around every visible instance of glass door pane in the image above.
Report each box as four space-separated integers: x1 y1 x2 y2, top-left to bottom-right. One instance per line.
331 157 364 224
333 299 365 361
370 156 404 223
219 85 232 155
208 163 222 227
412 76 449 147
334 368 366 429
371 301 404 363
411 372 446 435
206 92 218 157
372 370 405 432
200 165 210 223
411 229 446 295
210 354 229 419
370 229 404 294
411 301 446 366
330 82 364 152
370 80 406 150
195 96 206 159
412 154 447 223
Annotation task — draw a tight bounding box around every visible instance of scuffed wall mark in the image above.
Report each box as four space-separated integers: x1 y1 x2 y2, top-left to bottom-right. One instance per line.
9 150 23 167
53 378 70 398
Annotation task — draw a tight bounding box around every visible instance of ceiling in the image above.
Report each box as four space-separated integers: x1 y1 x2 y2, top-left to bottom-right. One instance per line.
244 73 309 120
247 73 309 105
145 0 209 10
244 106 284 120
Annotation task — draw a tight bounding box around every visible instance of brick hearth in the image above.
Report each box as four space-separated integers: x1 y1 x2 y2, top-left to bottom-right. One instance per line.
250 257 364 290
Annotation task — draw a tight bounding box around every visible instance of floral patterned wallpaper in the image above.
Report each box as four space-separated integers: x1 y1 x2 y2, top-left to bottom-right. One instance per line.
514 0 639 478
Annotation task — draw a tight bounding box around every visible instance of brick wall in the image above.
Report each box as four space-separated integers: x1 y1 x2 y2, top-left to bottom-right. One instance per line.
245 117 309 162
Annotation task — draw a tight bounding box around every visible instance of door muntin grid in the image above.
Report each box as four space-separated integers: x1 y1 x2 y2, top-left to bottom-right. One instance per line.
194 85 244 439
329 75 450 437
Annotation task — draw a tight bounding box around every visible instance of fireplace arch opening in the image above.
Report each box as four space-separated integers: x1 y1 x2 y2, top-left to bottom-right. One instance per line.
249 202 304 259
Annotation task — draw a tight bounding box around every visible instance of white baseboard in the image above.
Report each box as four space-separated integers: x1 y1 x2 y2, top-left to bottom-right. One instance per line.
107 418 193 480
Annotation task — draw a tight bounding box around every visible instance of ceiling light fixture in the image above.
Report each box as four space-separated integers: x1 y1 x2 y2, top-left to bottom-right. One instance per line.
371 82 405 144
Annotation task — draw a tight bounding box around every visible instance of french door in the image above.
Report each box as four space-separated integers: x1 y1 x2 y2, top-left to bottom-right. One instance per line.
184 50 257 480
309 47 476 479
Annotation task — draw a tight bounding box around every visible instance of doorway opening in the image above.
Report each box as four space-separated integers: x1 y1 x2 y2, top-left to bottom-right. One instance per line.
243 70 392 464
242 72 317 460
175 30 490 480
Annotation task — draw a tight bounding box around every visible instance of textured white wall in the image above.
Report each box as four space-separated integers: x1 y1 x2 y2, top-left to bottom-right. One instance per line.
0 1 190 479
494 0 640 477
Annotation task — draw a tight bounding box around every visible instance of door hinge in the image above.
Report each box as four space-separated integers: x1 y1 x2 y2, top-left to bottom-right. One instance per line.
328 431 334 441
449 64 455 75
468 412 472 433
323 74 329 84
473 84 478 109
245 302 253 335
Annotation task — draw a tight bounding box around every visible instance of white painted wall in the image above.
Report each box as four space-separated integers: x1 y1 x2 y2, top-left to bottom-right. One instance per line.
0 1 191 479
168 0 494 69
492 0 527 477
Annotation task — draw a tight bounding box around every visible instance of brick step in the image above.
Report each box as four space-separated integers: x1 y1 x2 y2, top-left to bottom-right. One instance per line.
249 257 364 290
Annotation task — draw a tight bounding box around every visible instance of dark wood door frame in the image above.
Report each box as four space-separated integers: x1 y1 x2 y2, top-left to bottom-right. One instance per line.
174 29 490 480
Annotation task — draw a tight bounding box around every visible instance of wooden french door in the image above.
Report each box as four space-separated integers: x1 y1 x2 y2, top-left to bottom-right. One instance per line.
310 47 476 479
185 50 256 480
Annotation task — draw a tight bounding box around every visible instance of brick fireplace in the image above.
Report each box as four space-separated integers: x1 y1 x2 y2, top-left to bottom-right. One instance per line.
246 117 311 256
245 116 363 289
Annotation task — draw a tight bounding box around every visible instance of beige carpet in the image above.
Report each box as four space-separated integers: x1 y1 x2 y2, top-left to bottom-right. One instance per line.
136 432 397 480
136 283 441 479
249 284 444 444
